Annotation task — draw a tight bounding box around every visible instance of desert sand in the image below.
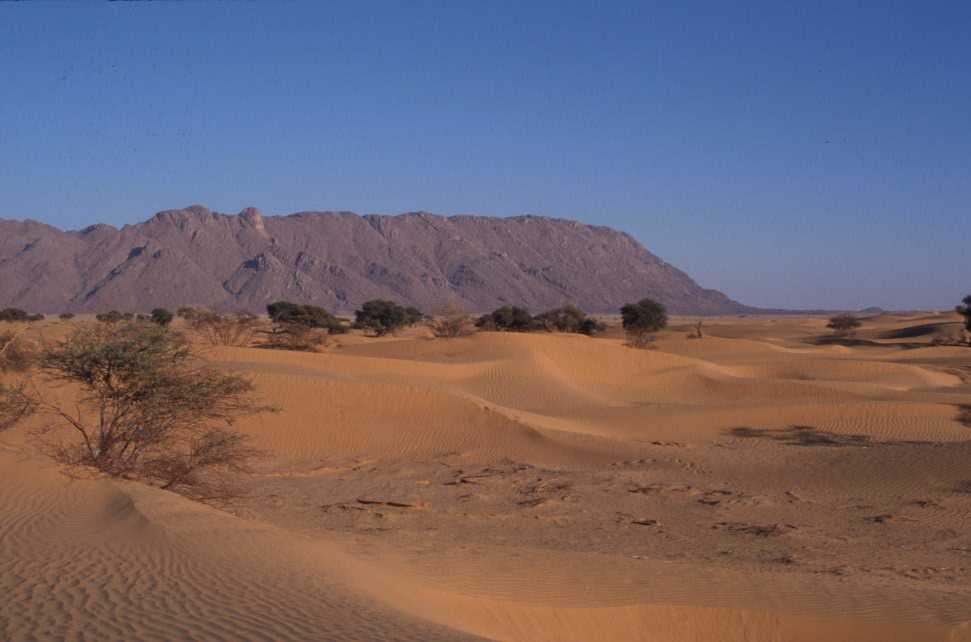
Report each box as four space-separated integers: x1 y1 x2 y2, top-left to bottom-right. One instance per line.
3 313 971 641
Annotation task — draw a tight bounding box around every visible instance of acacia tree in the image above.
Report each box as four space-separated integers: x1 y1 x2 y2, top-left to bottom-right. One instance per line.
621 298 667 347
354 300 423 336
476 305 533 332
532 305 607 335
0 323 274 494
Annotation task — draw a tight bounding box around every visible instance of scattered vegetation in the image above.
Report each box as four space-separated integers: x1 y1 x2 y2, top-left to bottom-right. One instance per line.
621 298 668 347
430 303 476 338
476 305 533 332
96 310 130 324
353 300 423 336
827 314 862 337
0 308 43 322
59 312 75 320
0 308 29 322
0 322 274 496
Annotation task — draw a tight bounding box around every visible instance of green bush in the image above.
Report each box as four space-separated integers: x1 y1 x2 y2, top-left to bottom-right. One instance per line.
150 308 174 327
59 313 75 320
266 301 345 333
621 299 667 347
96 310 125 324
476 306 533 332
353 300 424 336
532 305 606 335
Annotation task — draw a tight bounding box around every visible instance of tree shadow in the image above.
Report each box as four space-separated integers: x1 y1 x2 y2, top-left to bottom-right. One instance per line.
727 425 930 447
804 335 924 349
957 405 971 428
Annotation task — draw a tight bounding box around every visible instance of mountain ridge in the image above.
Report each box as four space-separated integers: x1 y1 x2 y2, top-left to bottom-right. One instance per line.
0 205 756 315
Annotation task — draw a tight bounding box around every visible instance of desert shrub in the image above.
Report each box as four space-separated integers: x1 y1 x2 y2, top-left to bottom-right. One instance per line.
26 313 44 322
0 322 274 494
354 299 423 336
0 383 34 432
59 312 75 320
532 304 606 335
177 306 201 320
827 314 862 336
189 311 261 347
151 308 174 327
258 323 329 352
0 331 35 373
430 303 476 338
687 319 704 339
96 310 125 324
958 295 971 332
621 298 667 347
476 305 533 332
266 301 345 333
0 308 30 322
578 317 608 336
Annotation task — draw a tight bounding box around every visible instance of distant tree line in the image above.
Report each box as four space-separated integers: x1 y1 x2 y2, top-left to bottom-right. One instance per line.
0 308 44 322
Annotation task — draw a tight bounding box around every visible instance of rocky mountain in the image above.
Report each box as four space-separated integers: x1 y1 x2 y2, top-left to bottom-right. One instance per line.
0 206 754 315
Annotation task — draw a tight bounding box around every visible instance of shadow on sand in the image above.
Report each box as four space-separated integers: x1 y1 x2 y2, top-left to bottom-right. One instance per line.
727 425 931 447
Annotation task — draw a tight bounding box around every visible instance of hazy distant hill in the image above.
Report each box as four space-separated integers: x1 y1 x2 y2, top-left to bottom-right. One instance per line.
0 206 755 315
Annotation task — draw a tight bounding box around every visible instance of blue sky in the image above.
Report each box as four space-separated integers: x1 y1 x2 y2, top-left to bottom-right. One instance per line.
1 2 968 310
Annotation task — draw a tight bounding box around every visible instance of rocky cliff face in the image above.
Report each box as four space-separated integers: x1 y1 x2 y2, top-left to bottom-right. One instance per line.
0 206 753 315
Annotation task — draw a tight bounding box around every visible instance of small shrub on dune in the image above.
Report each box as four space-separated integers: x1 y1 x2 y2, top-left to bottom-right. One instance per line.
430 303 476 338
476 305 533 332
0 322 275 495
827 314 862 337
353 299 424 336
621 298 668 348
58 312 75 320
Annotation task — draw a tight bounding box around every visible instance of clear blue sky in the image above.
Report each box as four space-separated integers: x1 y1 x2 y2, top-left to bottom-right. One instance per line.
1 2 968 310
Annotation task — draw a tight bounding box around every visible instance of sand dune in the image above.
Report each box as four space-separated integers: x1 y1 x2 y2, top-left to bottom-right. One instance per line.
3 312 971 641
